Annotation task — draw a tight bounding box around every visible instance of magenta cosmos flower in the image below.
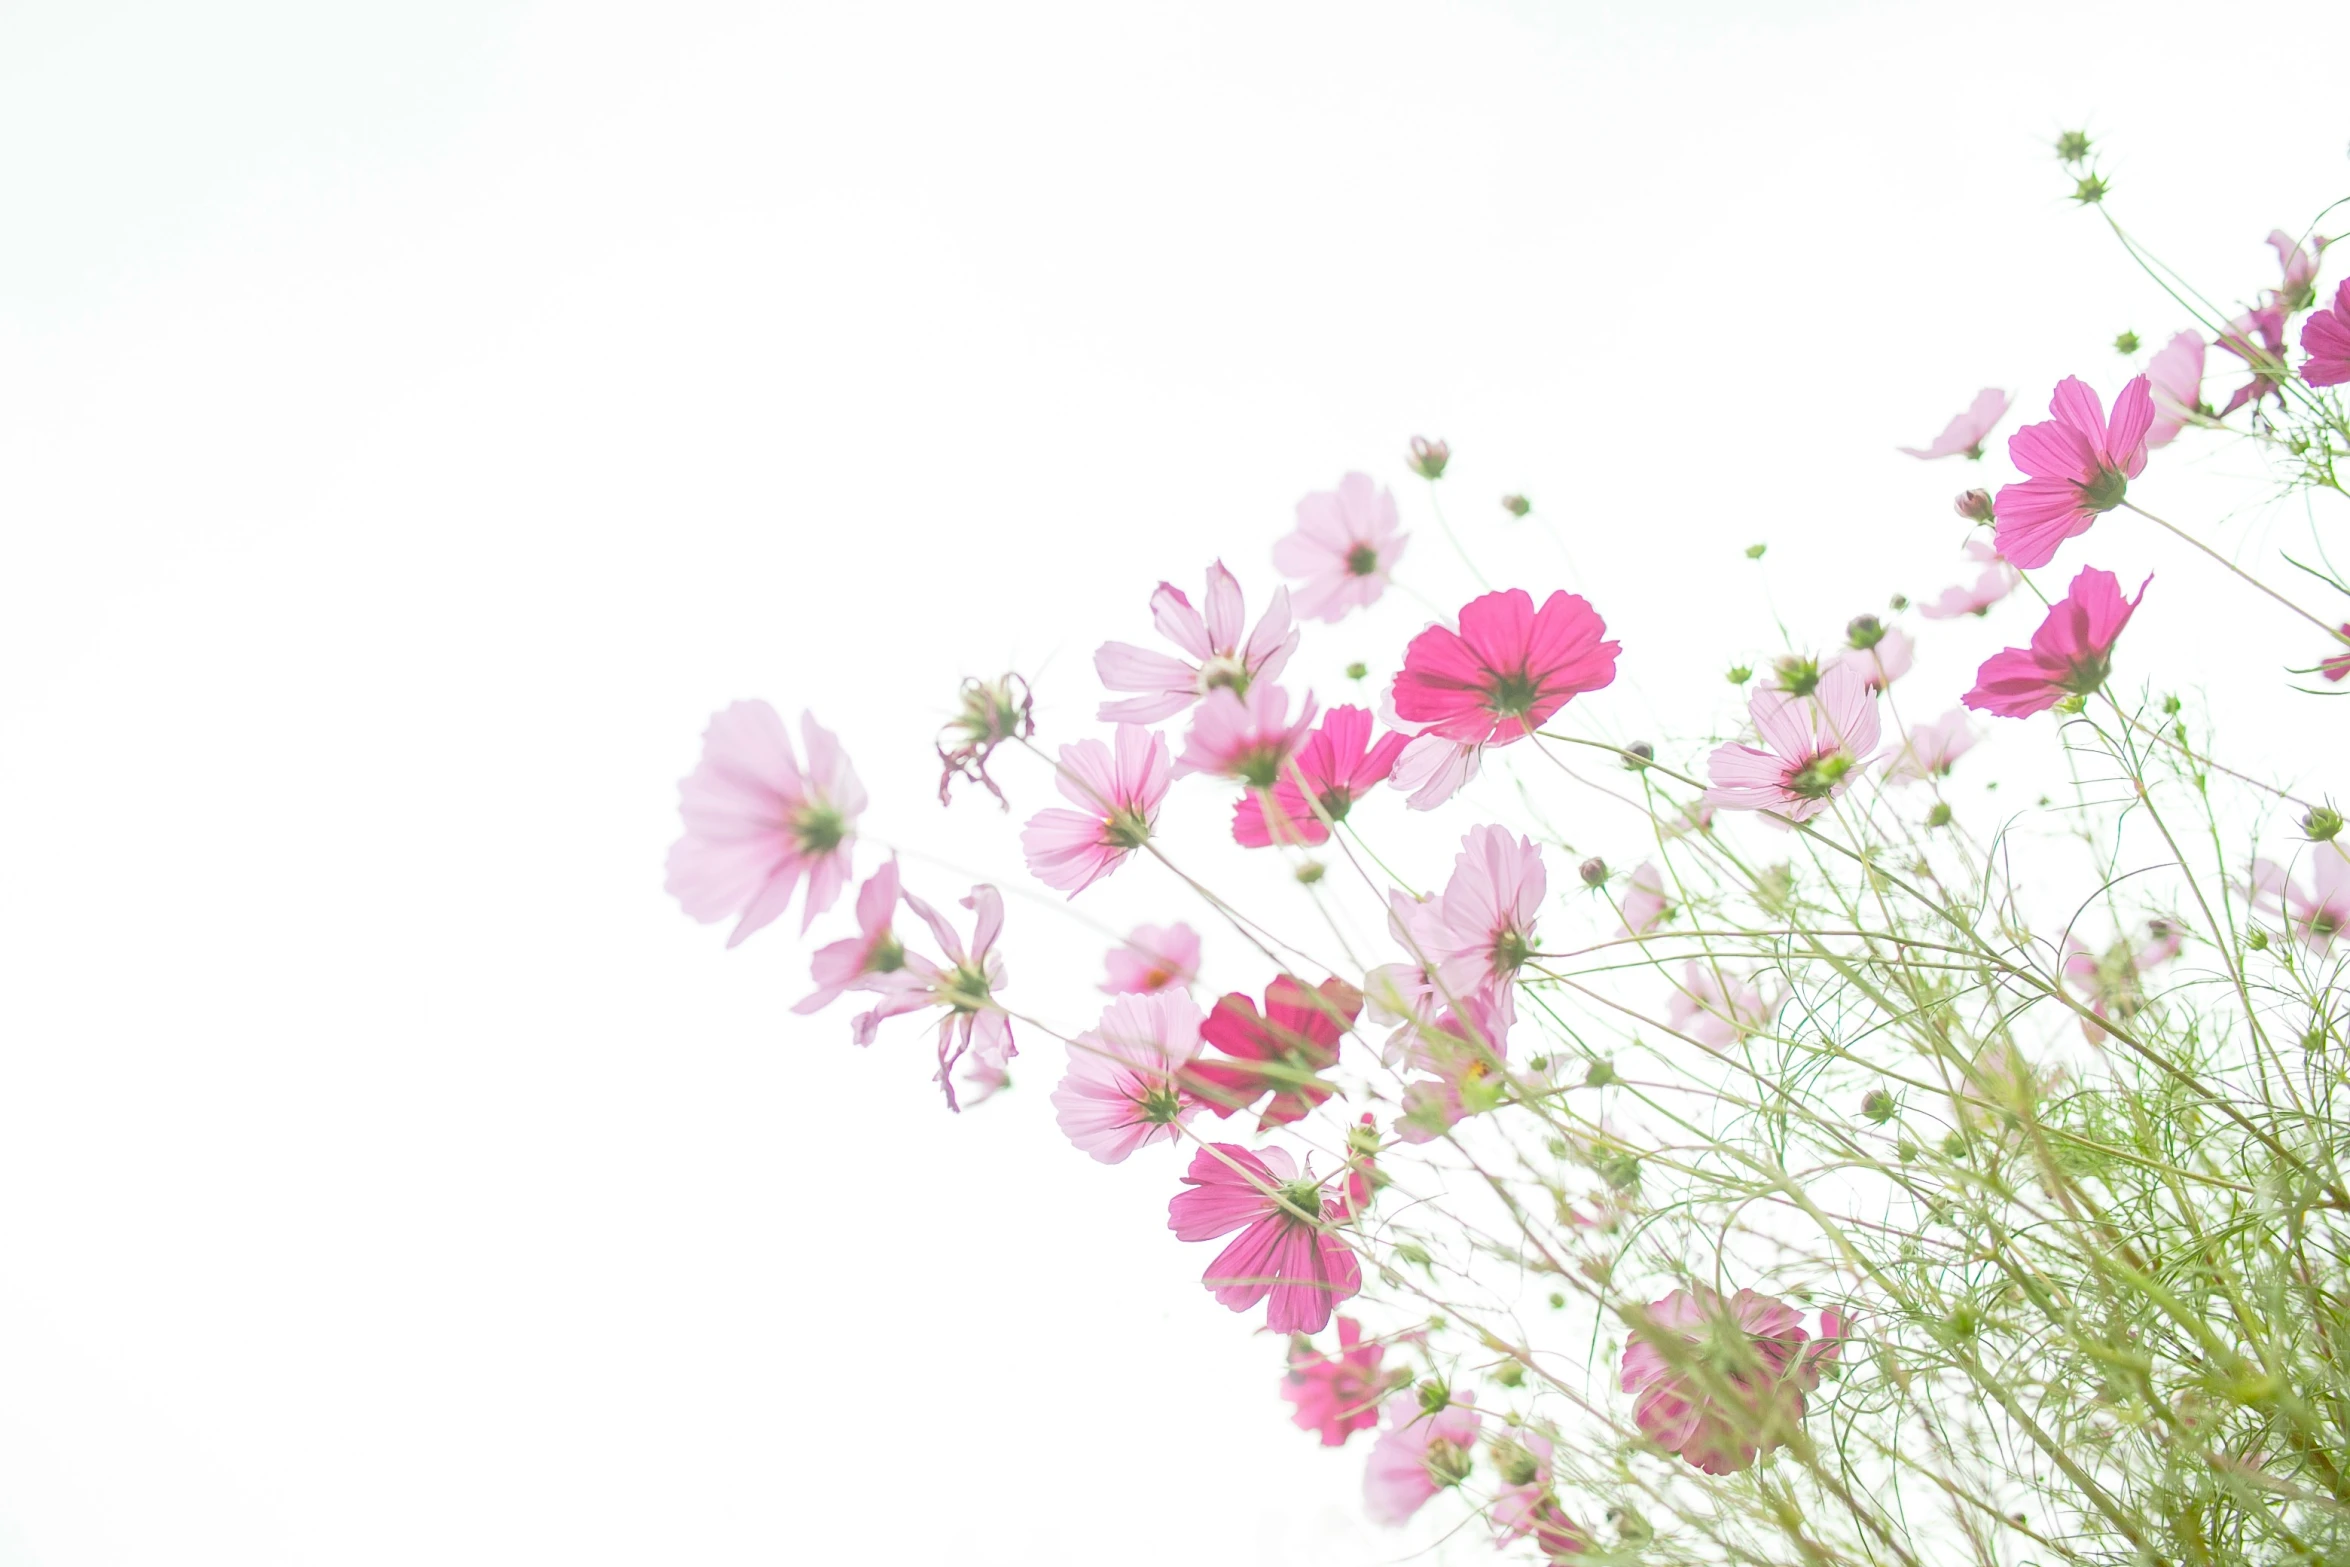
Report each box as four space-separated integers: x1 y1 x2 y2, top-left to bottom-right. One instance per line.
1050 991 1204 1163
794 858 904 1022
2062 919 2180 1042
1391 588 1619 746
1897 387 2010 459
2145 331 2206 447
1168 1142 1361 1334
1918 539 2021 621
1886 710 1977 787
1274 472 1409 622
1176 682 1318 787
1993 375 2154 569
2250 849 2350 953
667 702 865 946
1183 975 1363 1128
1095 562 1298 723
2268 228 2329 312
1281 1316 1400 1447
1704 660 1881 823
1019 723 1171 896
1667 960 1773 1051
1232 704 1409 848
859 886 1014 1111
2216 305 2291 417
1618 859 1669 936
1101 921 1201 993
1363 1392 1481 1526
1490 1428 1592 1559
2323 626 2350 684
2303 279 2350 388
1962 565 2150 719
1620 1287 1843 1475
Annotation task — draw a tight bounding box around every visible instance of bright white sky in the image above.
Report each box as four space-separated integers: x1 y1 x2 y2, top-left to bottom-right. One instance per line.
2 4 2345 1564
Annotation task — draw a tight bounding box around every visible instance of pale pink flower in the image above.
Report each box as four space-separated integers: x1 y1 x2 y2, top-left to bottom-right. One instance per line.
1019 723 1171 895
1101 922 1202 993
1050 991 1205 1163
1176 682 1318 787
1391 588 1620 746
1094 561 1299 723
794 858 905 1019
1618 860 1669 936
2249 848 2350 953
1394 996 1513 1144
1886 710 1977 786
1281 1316 1399 1447
1993 375 2154 569
1704 660 1881 822
859 886 1015 1111
1917 539 2021 621
2062 919 2181 1041
1828 625 1914 692
2303 279 2350 388
1183 976 1363 1129
1233 704 1409 848
1274 472 1409 622
1963 566 2150 719
1363 1392 1481 1526
1409 825 1547 1000
2268 228 2329 311
1386 731 1483 809
1619 1287 1839 1474
1168 1143 1361 1334
1897 387 2010 459
1667 961 1773 1050
1490 1428 1591 1557
666 702 865 946
2145 331 2206 446
2217 305 2291 417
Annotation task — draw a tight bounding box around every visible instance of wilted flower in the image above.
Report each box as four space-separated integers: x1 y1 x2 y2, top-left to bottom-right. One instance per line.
1407 435 1450 479
935 673 1035 807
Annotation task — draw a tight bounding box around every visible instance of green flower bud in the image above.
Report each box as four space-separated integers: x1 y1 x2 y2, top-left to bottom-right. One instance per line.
1727 664 1753 685
2113 330 2140 355
1500 493 1531 517
1407 435 1450 479
1578 856 1607 888
2303 804 2343 842
1294 860 1326 885
1744 543 1768 560
1344 661 1369 681
2055 130 2092 163
1926 802 1953 828
1861 1087 1898 1124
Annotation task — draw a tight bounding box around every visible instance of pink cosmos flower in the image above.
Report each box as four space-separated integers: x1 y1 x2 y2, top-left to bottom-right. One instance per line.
1387 731 1482 809
1095 561 1299 723
1619 860 1669 936
2062 919 2180 1042
1917 539 2021 621
1168 1142 1361 1334
1101 922 1202 993
794 858 905 1021
1050 991 1204 1163
1962 566 2150 719
1391 588 1620 746
1363 1392 1481 1526
1490 1428 1591 1558
2145 331 2206 446
1233 704 1410 848
2268 228 2329 311
1176 682 1318 787
1020 724 1171 895
667 702 865 946
858 886 1015 1111
1886 710 1977 786
2249 848 2350 953
1667 961 1773 1050
1620 1287 1840 1475
1828 625 1914 692
1897 387 2010 459
1419 824 1548 998
2303 279 2350 389
1994 375 2154 569
2216 305 2290 417
1274 472 1409 622
1184 975 1364 1128
1704 660 1881 822
2322 625 2350 684
1281 1316 1399 1447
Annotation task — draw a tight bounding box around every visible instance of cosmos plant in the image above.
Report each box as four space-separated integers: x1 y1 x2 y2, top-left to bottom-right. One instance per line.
667 140 2350 1563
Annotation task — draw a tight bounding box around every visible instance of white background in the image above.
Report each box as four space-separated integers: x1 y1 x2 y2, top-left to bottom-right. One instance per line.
2 3 2345 1563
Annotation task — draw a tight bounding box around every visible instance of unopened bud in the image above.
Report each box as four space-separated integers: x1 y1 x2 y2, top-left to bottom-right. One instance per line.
1295 860 1326 885
1500 493 1531 517
1622 740 1654 770
1889 593 1909 611
1861 1087 1898 1124
1727 664 1753 685
1578 856 1608 888
1344 661 1368 681
1407 435 1450 480
1954 488 1994 522
1493 1360 1525 1387
1846 614 1886 649
1416 1378 1451 1415
1583 1059 1615 1088
2054 130 2092 164
1744 543 1768 560
1495 1443 1542 1487
2072 173 2110 206
2304 1027 2329 1053
2247 929 2270 952
1926 802 1953 828
2113 330 2140 355
2303 804 2343 842
1774 655 1821 697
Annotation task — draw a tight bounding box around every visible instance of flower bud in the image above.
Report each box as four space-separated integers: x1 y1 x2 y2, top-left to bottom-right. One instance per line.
1925 802 1953 828
1583 1059 1615 1088
1494 1441 1542 1488
2303 1026 2329 1053
1744 543 1767 560
1846 614 1886 649
1726 664 1753 685
1888 593 1909 611
2055 130 2092 164
1416 1378 1452 1416
1954 488 1994 522
2247 929 2270 952
1861 1087 1898 1124
1773 655 1821 697
2071 173 2110 206
1493 1360 1525 1388
1500 493 1531 517
1578 856 1608 888
2113 330 2140 355
1344 661 1368 681
1407 435 1450 480
1622 740 1654 770
1295 860 1326 885
2303 804 2343 842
